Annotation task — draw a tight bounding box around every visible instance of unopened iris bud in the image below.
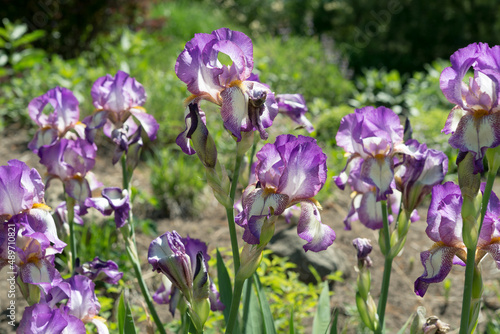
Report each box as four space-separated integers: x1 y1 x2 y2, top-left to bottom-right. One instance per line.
187 103 217 168
16 275 41 306
206 163 231 208
461 191 482 248
458 152 481 199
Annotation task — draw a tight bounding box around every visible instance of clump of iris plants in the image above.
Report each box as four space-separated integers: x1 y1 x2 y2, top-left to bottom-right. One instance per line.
2 26 500 334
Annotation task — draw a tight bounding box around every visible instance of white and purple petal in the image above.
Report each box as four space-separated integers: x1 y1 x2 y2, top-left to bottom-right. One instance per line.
296 200 335 252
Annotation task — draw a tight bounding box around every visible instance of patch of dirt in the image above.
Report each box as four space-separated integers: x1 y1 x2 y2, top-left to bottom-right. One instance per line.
1 127 499 333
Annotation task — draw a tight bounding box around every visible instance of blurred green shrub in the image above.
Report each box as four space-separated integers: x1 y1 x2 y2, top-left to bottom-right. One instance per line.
148 147 206 218
254 35 354 106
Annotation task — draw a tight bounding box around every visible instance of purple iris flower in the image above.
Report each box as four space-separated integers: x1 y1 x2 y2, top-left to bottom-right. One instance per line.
85 187 130 228
148 231 224 313
341 158 419 230
235 134 336 252
85 71 158 151
175 28 278 142
395 139 448 213
0 160 66 286
75 257 123 284
38 138 98 206
414 182 500 297
17 303 86 334
440 43 500 172
335 106 411 201
28 87 85 154
276 94 314 133
43 275 109 333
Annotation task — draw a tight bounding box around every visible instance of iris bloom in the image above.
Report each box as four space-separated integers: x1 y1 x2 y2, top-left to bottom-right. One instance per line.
176 28 278 142
414 182 500 296
276 93 314 133
28 87 85 154
235 134 335 252
440 43 500 172
17 303 86 334
38 138 99 206
148 231 224 321
0 160 65 285
85 187 130 228
336 106 410 201
84 71 158 160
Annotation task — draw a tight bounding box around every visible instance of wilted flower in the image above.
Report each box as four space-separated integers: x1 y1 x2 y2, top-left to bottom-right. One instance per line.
75 257 123 284
335 106 411 201
148 231 224 329
176 28 278 142
235 134 335 252
276 94 314 133
440 42 500 172
28 87 85 154
414 182 500 296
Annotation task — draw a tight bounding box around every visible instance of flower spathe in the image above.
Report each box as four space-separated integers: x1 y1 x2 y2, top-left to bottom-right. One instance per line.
335 106 410 201
440 42 500 172
414 182 500 297
175 28 278 142
235 134 335 252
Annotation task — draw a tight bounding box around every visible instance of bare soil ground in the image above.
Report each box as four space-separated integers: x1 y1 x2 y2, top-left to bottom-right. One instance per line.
1 127 499 333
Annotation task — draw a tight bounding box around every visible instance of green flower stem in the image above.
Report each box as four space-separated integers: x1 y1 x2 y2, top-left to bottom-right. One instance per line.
66 195 76 273
459 168 496 334
227 151 244 271
120 156 166 334
376 200 393 334
225 277 245 334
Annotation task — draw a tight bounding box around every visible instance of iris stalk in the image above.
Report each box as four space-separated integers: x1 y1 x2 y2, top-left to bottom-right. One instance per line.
459 168 496 333
376 200 392 334
120 155 166 334
65 194 76 273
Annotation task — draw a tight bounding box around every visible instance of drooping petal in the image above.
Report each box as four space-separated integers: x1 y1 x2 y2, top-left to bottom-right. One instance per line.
75 257 123 284
129 107 159 141
414 244 462 297
360 156 394 201
296 200 335 252
276 94 314 133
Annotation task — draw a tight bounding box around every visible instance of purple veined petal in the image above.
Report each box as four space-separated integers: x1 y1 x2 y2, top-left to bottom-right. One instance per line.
360 156 394 201
244 81 278 139
255 142 283 189
20 258 57 284
356 190 384 230
28 86 80 134
63 275 101 322
176 100 207 155
75 257 123 285
296 200 335 252
153 276 176 304
426 182 463 244
25 207 67 253
220 83 248 141
61 308 87 334
479 242 500 269
129 107 159 141
414 244 462 297
83 110 109 143
209 278 225 311
180 235 210 272
448 113 500 172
